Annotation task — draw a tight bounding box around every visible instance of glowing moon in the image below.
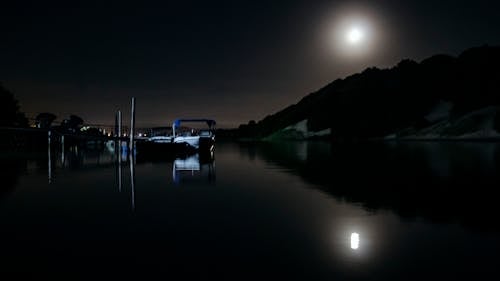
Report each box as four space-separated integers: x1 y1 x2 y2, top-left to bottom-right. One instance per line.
321 5 386 59
347 28 363 44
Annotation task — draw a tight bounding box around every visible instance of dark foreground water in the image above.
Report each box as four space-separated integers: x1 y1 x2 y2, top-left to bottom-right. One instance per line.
1 141 500 280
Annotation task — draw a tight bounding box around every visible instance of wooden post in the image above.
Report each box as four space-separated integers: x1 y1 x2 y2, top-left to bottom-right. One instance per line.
115 111 118 137
117 110 122 138
129 97 136 152
129 97 136 209
116 112 123 192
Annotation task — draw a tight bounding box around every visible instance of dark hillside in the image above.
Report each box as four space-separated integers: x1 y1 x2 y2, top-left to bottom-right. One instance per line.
239 45 500 140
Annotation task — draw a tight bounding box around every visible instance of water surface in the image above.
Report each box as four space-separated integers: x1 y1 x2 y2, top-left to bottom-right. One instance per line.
1 141 499 280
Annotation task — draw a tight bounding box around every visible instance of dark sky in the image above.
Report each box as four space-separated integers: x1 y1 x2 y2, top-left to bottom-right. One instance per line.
2 0 500 128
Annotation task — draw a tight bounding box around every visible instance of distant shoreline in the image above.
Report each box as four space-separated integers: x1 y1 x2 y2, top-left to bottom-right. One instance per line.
224 136 500 143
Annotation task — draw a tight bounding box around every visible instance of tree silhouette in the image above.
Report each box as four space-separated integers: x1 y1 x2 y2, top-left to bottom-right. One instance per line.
35 112 57 129
0 83 28 127
60 115 84 133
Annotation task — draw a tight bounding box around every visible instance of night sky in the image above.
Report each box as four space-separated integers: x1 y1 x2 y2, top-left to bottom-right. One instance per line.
2 0 500 128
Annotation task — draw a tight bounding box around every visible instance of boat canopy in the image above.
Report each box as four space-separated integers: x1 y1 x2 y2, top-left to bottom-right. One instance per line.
172 119 216 129
172 119 216 137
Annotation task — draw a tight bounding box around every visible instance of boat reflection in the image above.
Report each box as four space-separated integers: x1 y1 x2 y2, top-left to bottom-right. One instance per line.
172 152 215 184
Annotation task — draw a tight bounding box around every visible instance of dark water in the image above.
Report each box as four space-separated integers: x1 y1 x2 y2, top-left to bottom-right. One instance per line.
1 141 500 280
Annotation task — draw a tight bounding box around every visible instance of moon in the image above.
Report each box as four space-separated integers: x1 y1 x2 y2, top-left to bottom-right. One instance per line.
347 27 363 44
321 5 385 59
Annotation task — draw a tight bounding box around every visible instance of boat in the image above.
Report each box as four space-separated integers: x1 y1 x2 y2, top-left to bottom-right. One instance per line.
172 119 216 152
136 118 216 157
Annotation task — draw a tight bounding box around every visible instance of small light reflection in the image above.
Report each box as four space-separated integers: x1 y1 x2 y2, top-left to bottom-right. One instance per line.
351 232 359 250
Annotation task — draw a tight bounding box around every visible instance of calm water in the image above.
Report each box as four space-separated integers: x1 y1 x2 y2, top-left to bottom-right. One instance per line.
1 141 500 280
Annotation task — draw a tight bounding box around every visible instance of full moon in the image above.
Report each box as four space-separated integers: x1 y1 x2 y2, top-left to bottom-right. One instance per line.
322 5 385 59
347 28 363 44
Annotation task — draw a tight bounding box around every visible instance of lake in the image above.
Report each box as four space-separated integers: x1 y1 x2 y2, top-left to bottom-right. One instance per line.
1 141 499 280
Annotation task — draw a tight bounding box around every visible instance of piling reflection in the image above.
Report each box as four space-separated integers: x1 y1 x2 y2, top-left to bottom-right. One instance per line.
129 153 135 212
116 141 122 193
48 131 52 183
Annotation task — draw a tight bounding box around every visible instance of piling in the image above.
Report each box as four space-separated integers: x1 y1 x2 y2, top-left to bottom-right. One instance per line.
129 97 136 151
117 110 122 138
